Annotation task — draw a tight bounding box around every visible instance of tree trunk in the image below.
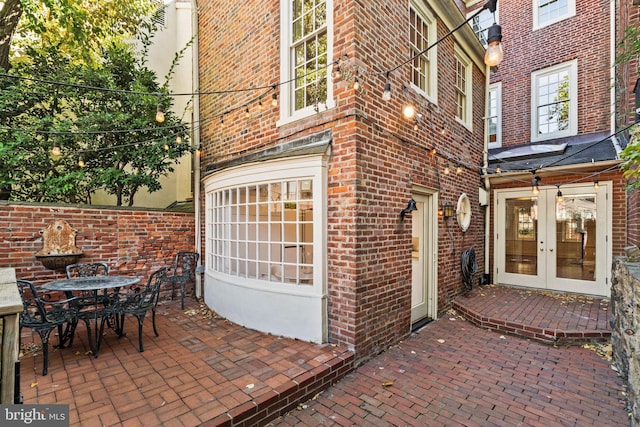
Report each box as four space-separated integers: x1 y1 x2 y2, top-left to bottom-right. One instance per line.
0 0 23 71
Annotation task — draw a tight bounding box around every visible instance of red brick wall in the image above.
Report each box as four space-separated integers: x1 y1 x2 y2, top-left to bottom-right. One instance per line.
198 0 486 360
0 203 196 286
489 0 612 145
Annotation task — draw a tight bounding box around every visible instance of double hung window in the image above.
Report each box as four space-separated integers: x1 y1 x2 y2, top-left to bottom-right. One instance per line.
409 0 437 102
531 60 577 141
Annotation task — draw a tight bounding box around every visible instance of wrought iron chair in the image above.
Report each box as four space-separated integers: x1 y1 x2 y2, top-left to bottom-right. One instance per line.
65 262 111 306
164 252 199 309
17 279 77 375
102 267 166 352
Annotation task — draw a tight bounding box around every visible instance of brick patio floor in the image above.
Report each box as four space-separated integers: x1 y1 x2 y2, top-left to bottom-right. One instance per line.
18 298 354 426
19 285 628 426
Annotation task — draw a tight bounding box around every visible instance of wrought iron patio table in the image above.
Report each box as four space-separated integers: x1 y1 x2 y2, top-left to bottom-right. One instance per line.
41 276 141 356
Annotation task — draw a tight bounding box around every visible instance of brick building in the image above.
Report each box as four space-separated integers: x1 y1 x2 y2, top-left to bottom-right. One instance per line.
197 0 494 359
461 0 633 298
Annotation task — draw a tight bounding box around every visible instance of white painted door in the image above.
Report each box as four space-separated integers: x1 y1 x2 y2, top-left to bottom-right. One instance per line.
411 193 437 323
495 182 611 296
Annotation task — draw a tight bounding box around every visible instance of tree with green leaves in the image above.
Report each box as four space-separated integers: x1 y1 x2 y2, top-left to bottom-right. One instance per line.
1 40 191 206
0 0 158 70
0 0 194 206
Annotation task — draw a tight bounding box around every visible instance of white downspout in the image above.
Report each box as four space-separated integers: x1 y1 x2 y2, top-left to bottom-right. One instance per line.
483 65 491 280
190 0 203 299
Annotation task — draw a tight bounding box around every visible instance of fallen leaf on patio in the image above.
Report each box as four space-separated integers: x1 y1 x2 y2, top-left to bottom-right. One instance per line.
382 381 393 387
449 317 456 321
85 351 93 356
161 401 166 406
437 339 445 343
411 350 416 354
499 335 506 339
378 367 384 370
30 382 38 388
246 384 254 389
75 351 80 356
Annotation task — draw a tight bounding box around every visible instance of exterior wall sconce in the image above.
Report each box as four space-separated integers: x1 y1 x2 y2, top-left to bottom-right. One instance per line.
400 199 418 220
442 202 455 218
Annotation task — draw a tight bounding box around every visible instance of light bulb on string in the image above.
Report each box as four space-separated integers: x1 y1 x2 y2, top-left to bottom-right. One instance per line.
331 62 342 80
245 106 250 118
382 72 391 101
271 86 278 107
456 162 463 175
155 99 165 123
556 185 563 202
402 103 416 120
484 23 504 67
531 176 540 195
593 180 599 189
258 100 265 110
51 143 61 157
353 76 361 92
495 166 501 174
176 134 182 144
444 163 450 175
77 155 85 168
164 143 170 151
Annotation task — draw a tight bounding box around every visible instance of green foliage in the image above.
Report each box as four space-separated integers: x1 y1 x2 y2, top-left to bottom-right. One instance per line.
0 39 191 206
620 125 640 190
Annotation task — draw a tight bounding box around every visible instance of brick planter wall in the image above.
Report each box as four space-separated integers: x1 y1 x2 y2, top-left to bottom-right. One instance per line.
611 258 640 424
0 202 196 293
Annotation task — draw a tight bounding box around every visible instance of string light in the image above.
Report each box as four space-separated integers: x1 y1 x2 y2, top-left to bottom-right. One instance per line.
495 165 501 174
245 106 250 118
51 143 61 157
382 72 391 101
155 104 165 123
444 163 450 175
531 176 540 195
456 162 463 175
594 180 599 189
163 142 170 151
77 156 85 168
176 134 182 144
271 85 278 107
402 104 416 120
556 185 563 202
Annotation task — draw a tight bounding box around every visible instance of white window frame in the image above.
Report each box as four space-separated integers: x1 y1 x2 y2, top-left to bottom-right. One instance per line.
454 45 473 131
278 0 335 126
467 8 498 47
533 0 576 30
203 154 328 343
487 82 502 148
530 60 578 142
409 0 438 104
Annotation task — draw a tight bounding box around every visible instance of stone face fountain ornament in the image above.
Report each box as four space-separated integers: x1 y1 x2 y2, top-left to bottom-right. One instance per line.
35 220 83 271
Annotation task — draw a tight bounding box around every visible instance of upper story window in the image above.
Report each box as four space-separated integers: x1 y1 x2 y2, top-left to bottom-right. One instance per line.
454 45 472 130
531 60 577 141
409 0 437 103
468 8 495 47
488 82 502 148
533 0 575 30
279 0 334 124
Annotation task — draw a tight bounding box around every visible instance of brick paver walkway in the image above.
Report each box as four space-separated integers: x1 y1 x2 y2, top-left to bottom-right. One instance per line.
271 316 628 426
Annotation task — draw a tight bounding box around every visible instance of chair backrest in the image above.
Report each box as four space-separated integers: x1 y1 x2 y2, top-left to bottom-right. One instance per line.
129 267 167 310
66 262 109 279
171 252 199 280
16 279 48 326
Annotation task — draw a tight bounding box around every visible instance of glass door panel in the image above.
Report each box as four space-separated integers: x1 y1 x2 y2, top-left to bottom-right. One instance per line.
504 198 538 275
555 194 596 281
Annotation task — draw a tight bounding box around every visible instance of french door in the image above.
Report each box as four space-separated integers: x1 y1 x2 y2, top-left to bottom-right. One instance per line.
495 182 611 297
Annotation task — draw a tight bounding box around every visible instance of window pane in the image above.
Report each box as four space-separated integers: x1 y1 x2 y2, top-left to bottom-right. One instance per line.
210 179 315 285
